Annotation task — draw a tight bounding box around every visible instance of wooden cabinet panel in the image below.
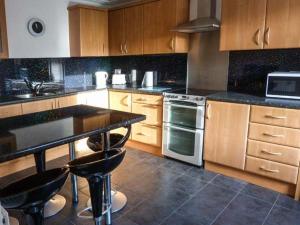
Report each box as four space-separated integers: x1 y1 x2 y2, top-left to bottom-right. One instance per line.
265 0 300 49
132 103 162 126
248 140 300 167
220 0 267 51
251 105 300 129
132 93 162 105
0 0 8 58
109 9 124 56
249 123 300 148
0 104 22 119
132 123 162 147
204 101 250 170
246 156 298 184
124 5 143 55
56 95 79 108
22 99 56 114
109 91 131 112
69 5 108 57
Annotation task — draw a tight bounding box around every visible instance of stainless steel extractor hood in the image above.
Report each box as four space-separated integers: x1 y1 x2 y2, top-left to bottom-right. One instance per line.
173 0 221 33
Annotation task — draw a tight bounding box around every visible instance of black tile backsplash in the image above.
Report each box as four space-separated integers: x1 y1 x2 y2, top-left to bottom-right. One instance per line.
0 54 187 96
228 49 300 96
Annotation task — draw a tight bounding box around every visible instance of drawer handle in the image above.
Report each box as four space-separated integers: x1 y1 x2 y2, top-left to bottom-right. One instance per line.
263 133 284 138
265 115 287 120
136 98 147 102
261 149 282 156
136 132 148 136
259 166 279 173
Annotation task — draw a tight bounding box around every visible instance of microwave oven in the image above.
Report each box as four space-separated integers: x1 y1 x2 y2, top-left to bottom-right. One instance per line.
266 72 300 100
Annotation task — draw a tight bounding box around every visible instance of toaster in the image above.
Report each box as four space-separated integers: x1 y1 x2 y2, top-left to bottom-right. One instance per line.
112 74 127 85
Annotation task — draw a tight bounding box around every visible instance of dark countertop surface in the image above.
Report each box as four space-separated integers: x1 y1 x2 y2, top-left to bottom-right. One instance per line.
0 105 145 163
207 92 300 109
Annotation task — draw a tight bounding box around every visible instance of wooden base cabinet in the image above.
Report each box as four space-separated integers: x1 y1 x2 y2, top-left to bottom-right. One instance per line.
0 0 8 58
0 104 22 119
204 101 250 170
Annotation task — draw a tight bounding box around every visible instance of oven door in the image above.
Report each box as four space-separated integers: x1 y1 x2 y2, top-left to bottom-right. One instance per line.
163 101 204 129
162 123 203 166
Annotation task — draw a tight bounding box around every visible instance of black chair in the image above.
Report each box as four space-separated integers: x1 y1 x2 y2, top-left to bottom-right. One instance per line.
0 168 69 225
68 148 126 225
87 126 131 152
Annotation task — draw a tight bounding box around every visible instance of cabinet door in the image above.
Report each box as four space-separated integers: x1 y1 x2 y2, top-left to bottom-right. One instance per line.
22 99 56 114
57 95 78 108
109 9 125 56
80 8 108 56
109 91 131 112
0 104 22 118
220 0 267 51
204 101 250 170
264 0 300 49
0 0 8 58
124 5 143 55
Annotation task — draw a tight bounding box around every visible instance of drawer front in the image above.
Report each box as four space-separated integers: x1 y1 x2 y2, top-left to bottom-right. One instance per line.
249 123 300 148
57 95 78 108
132 93 162 105
251 105 300 129
132 103 162 126
132 123 162 147
22 99 56 114
109 91 132 112
0 104 22 118
247 140 300 166
246 156 298 184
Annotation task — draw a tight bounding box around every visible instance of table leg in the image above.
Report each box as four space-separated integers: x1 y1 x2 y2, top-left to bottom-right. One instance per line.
34 151 46 173
69 142 79 204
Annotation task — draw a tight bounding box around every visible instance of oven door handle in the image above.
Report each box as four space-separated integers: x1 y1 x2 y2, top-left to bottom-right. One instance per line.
164 124 198 133
165 102 200 110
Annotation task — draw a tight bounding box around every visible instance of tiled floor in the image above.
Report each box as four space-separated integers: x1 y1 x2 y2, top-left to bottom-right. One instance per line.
1 148 300 225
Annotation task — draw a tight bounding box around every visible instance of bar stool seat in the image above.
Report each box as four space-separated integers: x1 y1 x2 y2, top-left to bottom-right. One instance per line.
68 148 126 225
0 168 69 225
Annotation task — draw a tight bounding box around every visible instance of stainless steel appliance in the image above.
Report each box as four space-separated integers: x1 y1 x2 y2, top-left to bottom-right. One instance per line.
163 92 206 166
266 72 300 100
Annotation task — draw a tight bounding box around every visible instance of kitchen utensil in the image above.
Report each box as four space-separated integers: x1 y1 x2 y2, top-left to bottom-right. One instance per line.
95 71 108 88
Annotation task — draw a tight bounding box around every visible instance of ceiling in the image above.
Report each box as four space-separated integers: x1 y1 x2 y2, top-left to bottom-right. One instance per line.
85 0 143 7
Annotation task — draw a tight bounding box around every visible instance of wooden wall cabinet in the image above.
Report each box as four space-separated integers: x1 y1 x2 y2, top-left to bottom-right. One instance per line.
220 0 300 51
69 5 109 57
204 101 250 170
109 5 143 56
0 0 8 58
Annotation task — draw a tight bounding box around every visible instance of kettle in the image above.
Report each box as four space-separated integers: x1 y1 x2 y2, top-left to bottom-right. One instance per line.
142 71 157 87
95 71 108 88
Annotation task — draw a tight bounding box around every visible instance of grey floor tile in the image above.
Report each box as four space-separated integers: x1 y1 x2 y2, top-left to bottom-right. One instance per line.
276 194 300 212
159 158 192 175
161 212 203 225
241 183 279 204
114 216 141 225
172 174 208 194
211 174 247 192
264 205 300 225
177 184 237 225
213 193 273 225
185 167 218 182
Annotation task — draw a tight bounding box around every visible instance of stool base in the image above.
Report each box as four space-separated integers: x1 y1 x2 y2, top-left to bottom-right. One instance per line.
87 191 127 213
9 217 19 225
44 195 66 218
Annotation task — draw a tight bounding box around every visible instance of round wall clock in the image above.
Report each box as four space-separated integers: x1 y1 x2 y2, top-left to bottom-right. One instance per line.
27 18 46 37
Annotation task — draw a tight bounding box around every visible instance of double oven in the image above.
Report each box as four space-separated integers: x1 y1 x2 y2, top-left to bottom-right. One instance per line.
162 93 205 166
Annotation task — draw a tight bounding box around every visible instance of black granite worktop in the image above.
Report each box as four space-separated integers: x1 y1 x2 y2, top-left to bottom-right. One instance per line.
0 105 145 163
207 92 300 109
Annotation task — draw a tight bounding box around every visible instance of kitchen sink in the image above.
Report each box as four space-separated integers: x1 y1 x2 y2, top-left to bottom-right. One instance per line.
15 93 56 99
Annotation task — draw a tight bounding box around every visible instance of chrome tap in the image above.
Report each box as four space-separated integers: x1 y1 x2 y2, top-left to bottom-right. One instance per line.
24 78 44 95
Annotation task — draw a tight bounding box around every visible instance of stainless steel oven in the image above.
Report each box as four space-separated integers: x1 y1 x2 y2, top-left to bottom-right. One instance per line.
162 93 206 166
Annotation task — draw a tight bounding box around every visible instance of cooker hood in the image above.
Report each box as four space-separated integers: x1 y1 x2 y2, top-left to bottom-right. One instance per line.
172 0 220 33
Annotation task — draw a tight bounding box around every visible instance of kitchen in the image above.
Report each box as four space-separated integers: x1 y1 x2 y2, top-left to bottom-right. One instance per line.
0 0 300 225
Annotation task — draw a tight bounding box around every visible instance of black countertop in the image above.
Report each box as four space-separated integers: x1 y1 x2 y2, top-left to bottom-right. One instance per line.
0 105 145 163
207 92 300 109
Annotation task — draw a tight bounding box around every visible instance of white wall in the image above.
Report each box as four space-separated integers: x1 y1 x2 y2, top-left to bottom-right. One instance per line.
5 0 100 58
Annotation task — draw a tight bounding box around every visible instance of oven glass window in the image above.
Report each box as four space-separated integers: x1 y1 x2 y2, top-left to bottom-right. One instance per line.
168 104 197 128
167 127 195 156
268 76 300 97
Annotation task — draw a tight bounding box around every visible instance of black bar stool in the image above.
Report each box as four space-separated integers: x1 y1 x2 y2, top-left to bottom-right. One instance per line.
0 168 69 225
68 148 126 225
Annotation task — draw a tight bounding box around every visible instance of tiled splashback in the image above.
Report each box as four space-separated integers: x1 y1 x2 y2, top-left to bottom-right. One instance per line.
228 49 300 96
0 54 187 95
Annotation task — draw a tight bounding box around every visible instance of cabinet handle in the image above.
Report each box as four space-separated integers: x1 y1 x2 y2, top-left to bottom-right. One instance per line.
120 44 124 54
142 124 158 128
206 103 211 119
169 37 175 51
124 43 128 54
259 166 279 173
264 27 270 45
120 96 129 106
261 149 283 156
136 98 147 102
253 29 261 46
263 133 284 138
136 132 148 136
265 115 287 120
